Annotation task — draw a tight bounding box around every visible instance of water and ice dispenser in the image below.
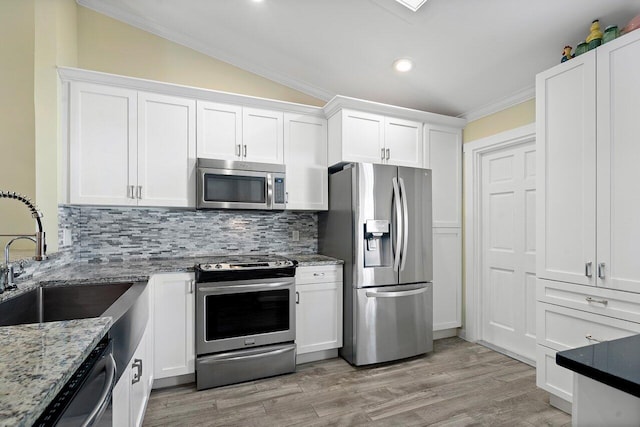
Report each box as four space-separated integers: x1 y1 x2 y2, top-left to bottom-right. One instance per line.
363 219 392 267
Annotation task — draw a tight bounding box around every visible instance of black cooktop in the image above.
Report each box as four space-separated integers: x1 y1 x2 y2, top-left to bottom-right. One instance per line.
194 255 297 282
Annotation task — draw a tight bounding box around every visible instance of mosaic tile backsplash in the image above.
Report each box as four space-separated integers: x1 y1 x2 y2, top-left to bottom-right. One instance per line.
58 205 317 263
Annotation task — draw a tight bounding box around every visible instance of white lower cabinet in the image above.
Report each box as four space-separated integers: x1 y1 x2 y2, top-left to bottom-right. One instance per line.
151 273 196 380
536 278 640 405
432 228 462 331
112 320 152 427
295 265 343 356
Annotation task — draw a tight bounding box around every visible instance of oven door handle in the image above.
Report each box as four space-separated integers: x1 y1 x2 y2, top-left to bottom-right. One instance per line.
198 281 292 293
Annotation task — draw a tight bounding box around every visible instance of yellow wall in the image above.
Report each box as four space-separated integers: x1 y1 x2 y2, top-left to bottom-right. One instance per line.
76 7 324 106
463 99 535 143
0 0 36 259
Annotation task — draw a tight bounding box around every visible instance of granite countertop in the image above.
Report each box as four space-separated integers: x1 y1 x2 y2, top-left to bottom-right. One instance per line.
0 317 112 427
556 334 640 398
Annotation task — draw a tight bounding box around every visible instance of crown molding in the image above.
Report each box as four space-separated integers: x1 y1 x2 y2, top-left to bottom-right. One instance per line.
324 95 466 128
460 86 535 123
58 66 326 116
76 0 335 103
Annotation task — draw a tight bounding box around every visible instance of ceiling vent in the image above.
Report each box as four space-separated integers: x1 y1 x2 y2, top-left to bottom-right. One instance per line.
394 0 428 12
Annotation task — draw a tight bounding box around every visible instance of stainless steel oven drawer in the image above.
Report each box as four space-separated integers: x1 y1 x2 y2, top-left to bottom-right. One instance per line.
196 343 296 390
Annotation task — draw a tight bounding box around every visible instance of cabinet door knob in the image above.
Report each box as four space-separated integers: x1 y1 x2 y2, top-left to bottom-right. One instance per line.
295 291 299 304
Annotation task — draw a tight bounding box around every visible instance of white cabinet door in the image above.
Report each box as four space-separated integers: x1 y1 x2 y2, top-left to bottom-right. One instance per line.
432 228 462 331
112 365 131 427
342 110 385 164
296 281 343 354
242 107 283 164
425 125 462 228
284 113 327 210
152 273 195 379
597 31 640 293
536 52 597 286
295 266 343 355
69 82 137 205
130 325 150 427
384 117 422 168
137 92 196 207
196 101 242 161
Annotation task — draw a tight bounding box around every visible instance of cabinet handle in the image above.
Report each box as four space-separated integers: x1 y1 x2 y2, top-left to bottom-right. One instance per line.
236 144 241 157
127 185 135 199
598 262 606 279
585 296 608 306
243 144 247 157
131 358 143 384
295 291 299 304
188 279 194 294
386 148 390 160
285 192 289 203
585 262 593 278
585 335 603 343
381 148 385 161
313 272 325 277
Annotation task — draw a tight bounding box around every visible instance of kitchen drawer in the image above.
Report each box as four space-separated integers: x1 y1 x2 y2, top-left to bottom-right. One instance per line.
296 265 342 285
537 301 640 351
537 278 640 323
536 344 574 403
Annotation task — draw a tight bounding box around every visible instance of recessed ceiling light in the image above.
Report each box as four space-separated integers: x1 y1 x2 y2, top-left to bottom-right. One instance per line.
393 58 413 72
252 0 264 3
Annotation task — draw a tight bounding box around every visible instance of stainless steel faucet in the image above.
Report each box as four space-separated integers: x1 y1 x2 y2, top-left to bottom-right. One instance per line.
0 191 47 293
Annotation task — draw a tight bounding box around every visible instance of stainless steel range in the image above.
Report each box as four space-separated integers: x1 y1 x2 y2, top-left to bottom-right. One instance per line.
194 255 297 390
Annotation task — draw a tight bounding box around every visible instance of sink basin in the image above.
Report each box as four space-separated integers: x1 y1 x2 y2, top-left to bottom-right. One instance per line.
0 283 133 327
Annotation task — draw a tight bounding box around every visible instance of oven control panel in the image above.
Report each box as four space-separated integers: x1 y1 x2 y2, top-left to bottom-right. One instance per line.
198 259 295 271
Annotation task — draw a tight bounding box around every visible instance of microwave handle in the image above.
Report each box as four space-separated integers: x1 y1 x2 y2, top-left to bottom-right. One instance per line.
266 173 273 209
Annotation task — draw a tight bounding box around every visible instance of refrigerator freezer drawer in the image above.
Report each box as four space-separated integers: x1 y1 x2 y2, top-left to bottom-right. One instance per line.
352 283 433 366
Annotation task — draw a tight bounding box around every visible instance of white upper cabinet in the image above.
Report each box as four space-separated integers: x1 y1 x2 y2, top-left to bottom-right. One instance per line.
242 107 284 164
384 117 423 168
340 110 385 164
328 109 422 167
69 82 195 207
424 125 462 228
536 52 597 286
284 113 328 211
537 29 640 293
70 82 138 206
138 92 196 207
596 31 640 293
196 102 284 164
196 101 242 161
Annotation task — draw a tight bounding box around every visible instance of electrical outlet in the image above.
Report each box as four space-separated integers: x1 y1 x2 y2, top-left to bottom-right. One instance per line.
291 230 300 242
62 228 72 246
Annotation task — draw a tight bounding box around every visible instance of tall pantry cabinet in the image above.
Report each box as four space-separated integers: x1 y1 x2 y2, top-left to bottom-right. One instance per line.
536 29 640 409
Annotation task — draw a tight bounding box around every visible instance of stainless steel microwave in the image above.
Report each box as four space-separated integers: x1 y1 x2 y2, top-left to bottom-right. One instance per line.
196 158 286 210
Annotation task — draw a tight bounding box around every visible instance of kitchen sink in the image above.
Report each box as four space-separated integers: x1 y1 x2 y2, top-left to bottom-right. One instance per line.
0 283 133 327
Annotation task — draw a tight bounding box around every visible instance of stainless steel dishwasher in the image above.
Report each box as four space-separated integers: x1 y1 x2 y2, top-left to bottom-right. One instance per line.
34 337 116 426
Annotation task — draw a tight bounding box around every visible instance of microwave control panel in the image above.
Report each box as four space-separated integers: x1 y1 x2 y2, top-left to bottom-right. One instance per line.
274 177 286 204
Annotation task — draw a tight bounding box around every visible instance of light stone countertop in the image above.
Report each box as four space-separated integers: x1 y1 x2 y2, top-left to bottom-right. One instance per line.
0 317 112 427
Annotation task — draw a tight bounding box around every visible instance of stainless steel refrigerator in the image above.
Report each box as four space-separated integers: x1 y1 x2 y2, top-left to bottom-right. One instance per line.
319 163 433 366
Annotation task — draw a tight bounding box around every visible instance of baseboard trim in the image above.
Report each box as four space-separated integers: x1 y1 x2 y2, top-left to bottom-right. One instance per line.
297 349 339 364
477 340 535 367
433 328 459 340
152 373 195 389
550 394 572 414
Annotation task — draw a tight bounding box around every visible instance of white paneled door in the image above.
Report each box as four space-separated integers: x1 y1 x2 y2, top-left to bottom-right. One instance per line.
481 142 536 361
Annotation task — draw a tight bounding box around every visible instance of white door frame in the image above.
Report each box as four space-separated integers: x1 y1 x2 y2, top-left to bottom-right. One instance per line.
461 123 536 343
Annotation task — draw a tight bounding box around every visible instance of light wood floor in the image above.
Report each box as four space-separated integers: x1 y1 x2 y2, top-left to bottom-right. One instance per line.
143 338 571 426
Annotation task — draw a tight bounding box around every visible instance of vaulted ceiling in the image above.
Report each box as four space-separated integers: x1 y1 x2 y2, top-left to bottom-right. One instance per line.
78 0 640 117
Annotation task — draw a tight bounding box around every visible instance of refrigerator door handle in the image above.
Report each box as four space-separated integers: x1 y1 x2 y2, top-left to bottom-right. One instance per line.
399 177 409 271
392 177 403 272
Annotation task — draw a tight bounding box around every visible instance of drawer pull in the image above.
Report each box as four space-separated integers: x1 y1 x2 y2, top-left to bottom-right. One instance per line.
585 296 608 306
585 335 604 343
313 272 326 277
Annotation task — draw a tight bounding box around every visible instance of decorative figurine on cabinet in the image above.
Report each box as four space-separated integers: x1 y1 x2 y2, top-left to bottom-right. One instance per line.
561 45 574 62
586 19 603 50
